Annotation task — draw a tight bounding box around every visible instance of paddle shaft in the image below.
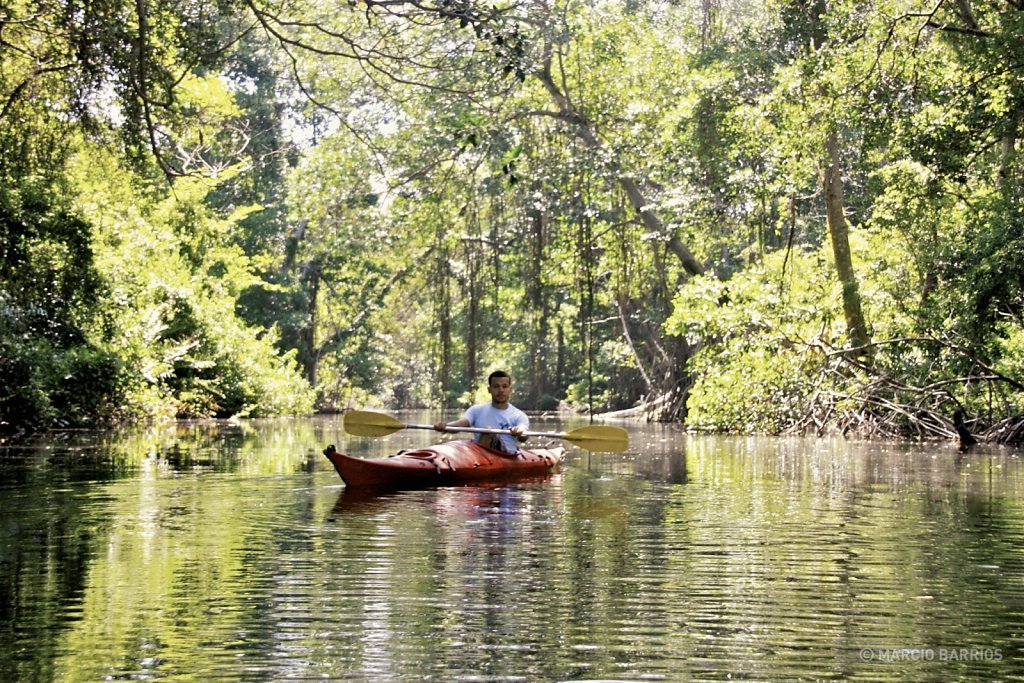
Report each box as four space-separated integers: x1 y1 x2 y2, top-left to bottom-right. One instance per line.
405 422 564 440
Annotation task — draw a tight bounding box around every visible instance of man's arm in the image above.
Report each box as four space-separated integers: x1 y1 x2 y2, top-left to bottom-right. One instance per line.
511 410 529 442
509 425 528 442
433 417 471 432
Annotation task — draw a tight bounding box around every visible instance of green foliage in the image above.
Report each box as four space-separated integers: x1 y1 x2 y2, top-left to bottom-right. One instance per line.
564 364 619 413
0 181 126 430
992 324 1024 410
0 183 101 344
666 248 837 432
951 203 1024 338
280 133 398 405
0 291 126 430
69 147 314 422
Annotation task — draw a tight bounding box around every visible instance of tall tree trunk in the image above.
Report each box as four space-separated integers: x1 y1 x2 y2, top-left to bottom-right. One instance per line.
556 324 565 393
997 117 1017 191
823 130 872 353
435 242 452 406
527 206 549 406
302 265 320 386
700 0 720 50
466 246 478 384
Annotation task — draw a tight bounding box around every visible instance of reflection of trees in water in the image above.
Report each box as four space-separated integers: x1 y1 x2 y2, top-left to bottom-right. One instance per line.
0 480 108 681
2 420 1022 679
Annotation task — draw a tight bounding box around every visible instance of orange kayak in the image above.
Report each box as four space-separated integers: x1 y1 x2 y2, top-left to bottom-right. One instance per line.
323 439 566 488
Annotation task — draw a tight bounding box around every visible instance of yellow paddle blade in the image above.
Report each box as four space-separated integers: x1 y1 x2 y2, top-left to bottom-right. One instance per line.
560 425 629 452
344 410 407 437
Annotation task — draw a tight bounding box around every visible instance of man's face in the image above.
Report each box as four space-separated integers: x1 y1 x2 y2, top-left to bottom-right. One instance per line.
488 376 512 405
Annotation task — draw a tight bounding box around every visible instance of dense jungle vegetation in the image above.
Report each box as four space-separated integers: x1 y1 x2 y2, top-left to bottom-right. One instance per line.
1 0 1022 442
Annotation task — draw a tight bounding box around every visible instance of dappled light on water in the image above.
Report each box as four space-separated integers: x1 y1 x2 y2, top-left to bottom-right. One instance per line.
1 417 1021 680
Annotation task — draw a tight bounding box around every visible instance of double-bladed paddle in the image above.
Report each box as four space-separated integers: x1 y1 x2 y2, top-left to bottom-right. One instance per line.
343 409 629 453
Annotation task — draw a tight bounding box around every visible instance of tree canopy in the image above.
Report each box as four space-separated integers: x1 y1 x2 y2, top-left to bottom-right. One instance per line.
1 0 1022 442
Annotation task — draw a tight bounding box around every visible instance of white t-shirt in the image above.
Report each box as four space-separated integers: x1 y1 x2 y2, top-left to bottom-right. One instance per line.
464 402 529 453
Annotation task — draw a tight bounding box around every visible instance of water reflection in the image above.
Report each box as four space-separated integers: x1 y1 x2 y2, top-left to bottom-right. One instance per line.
1 417 1022 681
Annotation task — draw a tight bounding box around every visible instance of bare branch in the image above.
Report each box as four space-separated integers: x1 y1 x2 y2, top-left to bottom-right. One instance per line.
0 64 73 121
823 335 1024 392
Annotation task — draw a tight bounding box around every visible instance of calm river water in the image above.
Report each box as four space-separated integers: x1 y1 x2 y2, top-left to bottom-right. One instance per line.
1 415 1022 681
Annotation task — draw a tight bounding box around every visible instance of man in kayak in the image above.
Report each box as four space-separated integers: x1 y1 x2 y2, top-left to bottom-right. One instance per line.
433 370 529 453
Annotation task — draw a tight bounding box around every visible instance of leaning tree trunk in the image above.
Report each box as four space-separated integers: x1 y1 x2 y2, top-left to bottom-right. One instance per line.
823 130 872 354
531 51 708 420
534 61 705 277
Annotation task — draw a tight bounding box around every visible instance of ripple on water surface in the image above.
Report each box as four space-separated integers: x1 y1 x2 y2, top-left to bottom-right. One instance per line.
1 425 1022 681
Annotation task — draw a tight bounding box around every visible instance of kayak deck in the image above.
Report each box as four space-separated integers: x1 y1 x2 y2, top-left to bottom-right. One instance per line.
323 439 566 489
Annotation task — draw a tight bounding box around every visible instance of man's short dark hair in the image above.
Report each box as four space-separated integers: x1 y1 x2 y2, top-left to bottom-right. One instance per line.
488 370 511 385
